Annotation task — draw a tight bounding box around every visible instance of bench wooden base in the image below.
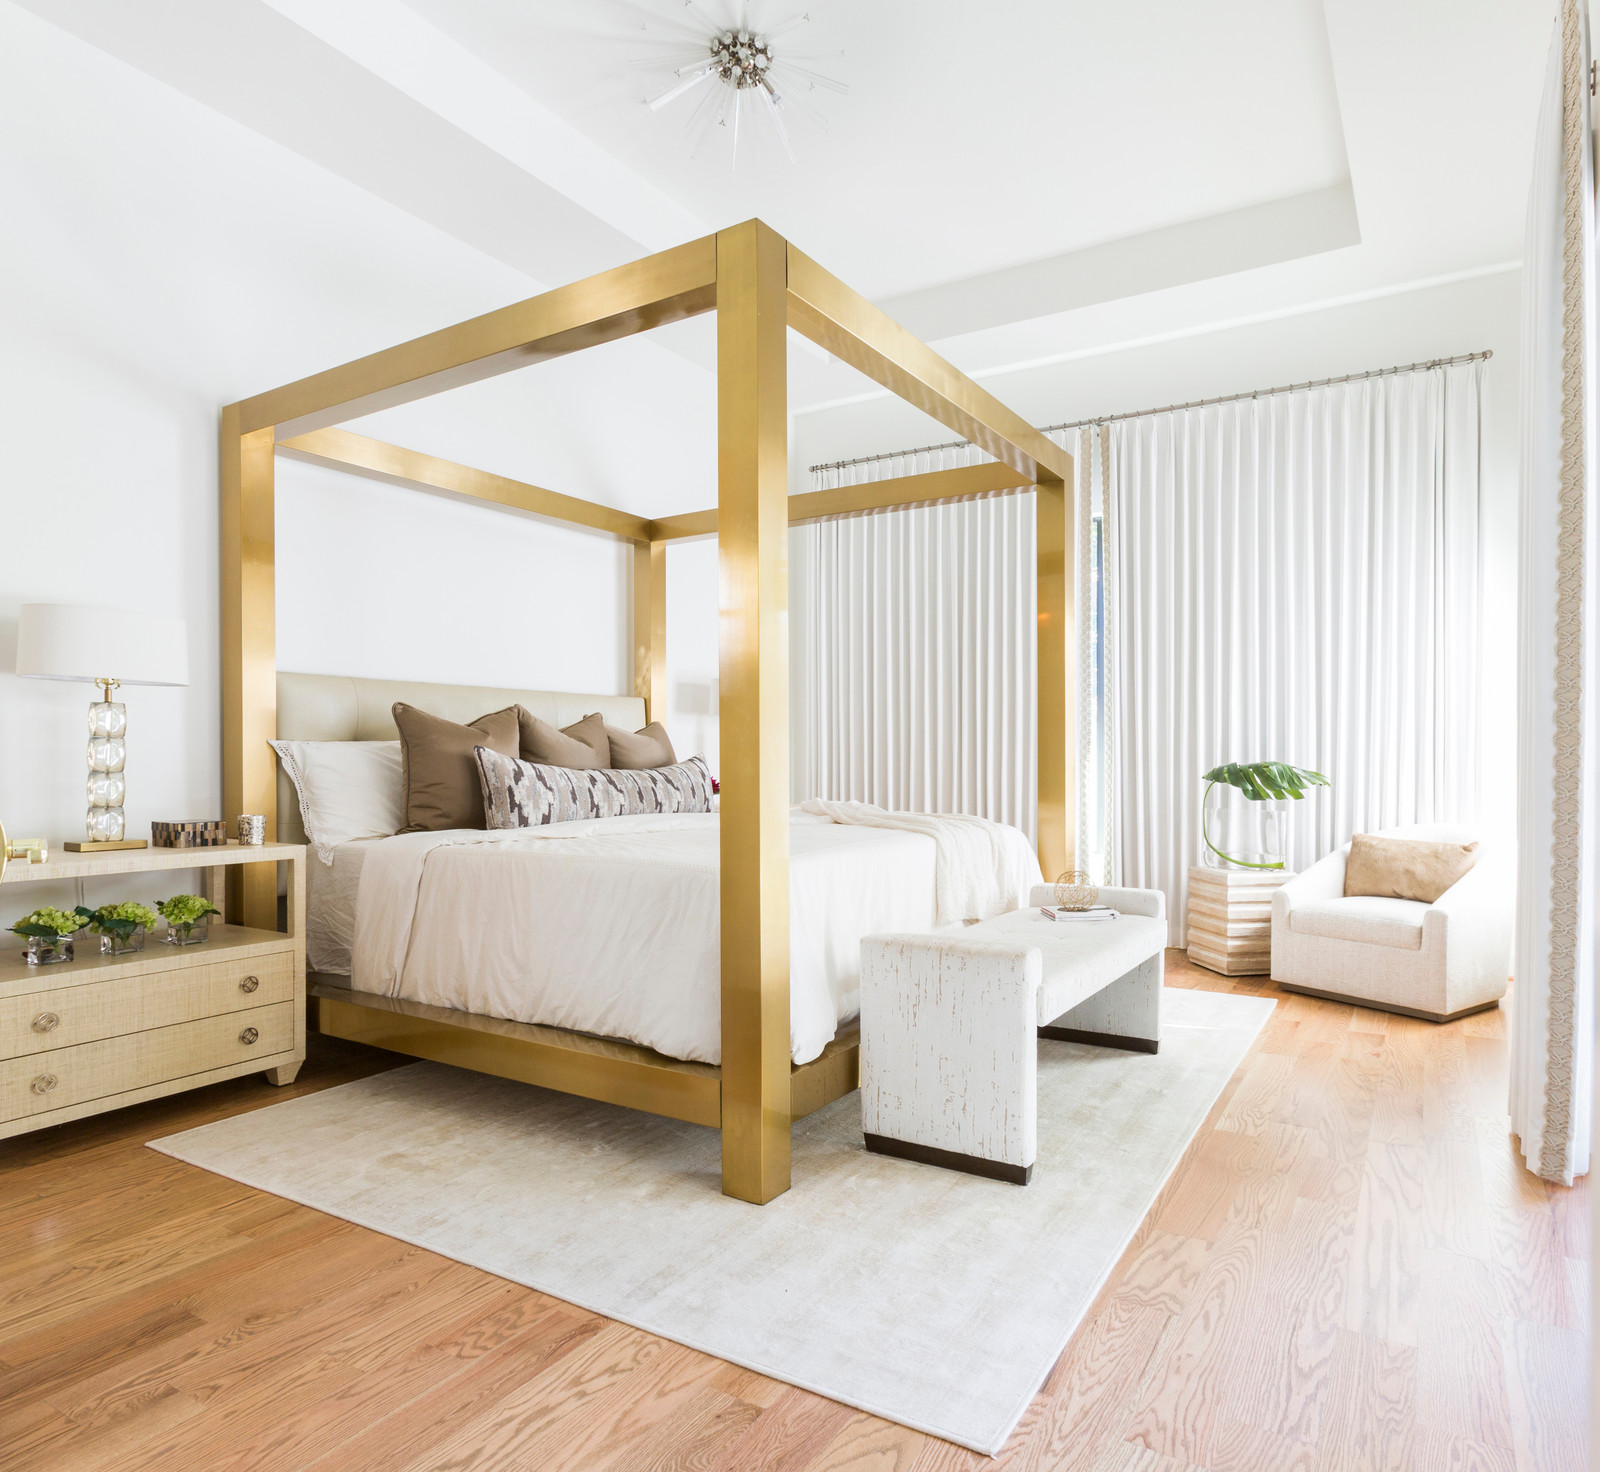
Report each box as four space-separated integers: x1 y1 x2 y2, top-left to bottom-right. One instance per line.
864 1132 1032 1185
1037 1025 1160 1053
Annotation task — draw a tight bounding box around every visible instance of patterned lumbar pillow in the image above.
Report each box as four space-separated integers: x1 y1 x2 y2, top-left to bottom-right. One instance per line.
474 746 715 829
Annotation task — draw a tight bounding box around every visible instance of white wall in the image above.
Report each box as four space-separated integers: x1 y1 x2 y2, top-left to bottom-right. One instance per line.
275 457 630 694
0 4 643 928
792 268 1524 847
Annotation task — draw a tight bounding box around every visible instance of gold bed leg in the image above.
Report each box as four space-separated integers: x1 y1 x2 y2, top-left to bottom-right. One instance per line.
220 409 280 931
716 220 792 1204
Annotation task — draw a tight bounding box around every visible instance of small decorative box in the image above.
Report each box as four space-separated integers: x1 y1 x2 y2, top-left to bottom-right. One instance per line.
151 819 228 849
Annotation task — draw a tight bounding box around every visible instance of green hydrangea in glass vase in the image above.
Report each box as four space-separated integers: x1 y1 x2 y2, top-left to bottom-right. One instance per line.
157 894 222 947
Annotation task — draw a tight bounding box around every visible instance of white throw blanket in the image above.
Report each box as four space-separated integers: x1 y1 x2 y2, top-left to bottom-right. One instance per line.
799 800 1041 925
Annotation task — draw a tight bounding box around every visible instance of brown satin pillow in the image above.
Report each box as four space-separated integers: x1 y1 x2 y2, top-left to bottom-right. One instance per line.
393 703 521 832
517 709 609 769
1343 833 1478 904
605 720 677 770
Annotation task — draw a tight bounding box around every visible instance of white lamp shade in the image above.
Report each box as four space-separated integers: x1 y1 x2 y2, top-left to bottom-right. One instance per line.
16 603 189 687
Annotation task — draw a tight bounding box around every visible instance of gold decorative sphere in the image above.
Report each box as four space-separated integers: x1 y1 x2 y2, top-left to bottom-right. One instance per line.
1053 869 1099 911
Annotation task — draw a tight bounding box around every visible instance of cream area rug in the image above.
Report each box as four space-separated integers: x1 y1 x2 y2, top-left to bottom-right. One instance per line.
149 986 1272 1455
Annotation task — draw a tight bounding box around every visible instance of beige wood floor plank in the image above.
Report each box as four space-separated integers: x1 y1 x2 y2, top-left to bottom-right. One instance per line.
294 1305 608 1472
991 1297 1172 1472
1106 1232 1213 1317
801 1411 926 1472
705 1384 856 1472
623 1383 766 1472
1205 1417 1315 1472
1498 1319 1587 1472
1412 1428 1516 1472
390 1321 669 1472
1224 1196 1352 1448
1415 1250 1514 1450
1342 1142 1425 1347
1310 1329 1414 1472
1122 1223 1266 1465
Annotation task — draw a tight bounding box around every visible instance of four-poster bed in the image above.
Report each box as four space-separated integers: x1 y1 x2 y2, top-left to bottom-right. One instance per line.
220 219 1075 1203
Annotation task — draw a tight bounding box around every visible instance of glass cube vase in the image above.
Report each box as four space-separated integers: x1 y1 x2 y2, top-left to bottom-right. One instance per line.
163 921 210 947
25 935 74 966
1201 787 1289 871
97 927 146 956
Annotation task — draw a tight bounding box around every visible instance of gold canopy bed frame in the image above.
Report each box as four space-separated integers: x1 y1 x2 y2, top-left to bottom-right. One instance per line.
220 220 1075 1204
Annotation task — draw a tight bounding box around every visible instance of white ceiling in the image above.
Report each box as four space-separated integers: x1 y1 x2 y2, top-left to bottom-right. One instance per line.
3 0 1556 512
398 0 1353 297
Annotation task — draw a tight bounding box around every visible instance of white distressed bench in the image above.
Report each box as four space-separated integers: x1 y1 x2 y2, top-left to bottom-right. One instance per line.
859 885 1167 1184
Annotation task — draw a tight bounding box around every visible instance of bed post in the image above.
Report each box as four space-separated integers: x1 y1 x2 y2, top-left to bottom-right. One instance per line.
632 538 667 723
1036 471 1074 880
219 408 279 930
716 220 792 1204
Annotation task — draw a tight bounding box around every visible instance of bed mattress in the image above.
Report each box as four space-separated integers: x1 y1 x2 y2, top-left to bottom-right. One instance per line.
326 811 1036 1066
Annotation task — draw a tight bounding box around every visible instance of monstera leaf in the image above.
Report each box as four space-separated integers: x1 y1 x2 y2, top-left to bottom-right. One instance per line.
1202 761 1329 802
1201 760 1331 870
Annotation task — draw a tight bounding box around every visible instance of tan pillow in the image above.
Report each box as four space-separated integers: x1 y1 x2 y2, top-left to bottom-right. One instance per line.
606 720 677 770
1343 833 1478 904
517 709 609 769
392 703 520 832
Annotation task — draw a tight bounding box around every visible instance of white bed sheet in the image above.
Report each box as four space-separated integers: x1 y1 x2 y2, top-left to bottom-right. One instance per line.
351 812 962 1065
306 838 376 976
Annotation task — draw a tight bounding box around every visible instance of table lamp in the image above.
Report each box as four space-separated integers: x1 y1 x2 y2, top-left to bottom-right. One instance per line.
16 603 190 852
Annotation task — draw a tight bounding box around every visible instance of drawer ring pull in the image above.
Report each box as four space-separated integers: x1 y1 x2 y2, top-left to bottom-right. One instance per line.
31 1074 58 1096
240 975 260 994
32 1012 60 1033
239 1026 260 1046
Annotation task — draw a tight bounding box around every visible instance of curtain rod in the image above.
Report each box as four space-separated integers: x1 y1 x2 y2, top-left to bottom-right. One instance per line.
807 349 1493 475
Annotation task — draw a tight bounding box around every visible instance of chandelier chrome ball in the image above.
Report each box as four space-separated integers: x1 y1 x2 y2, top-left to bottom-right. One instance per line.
711 31 773 89
637 6 844 164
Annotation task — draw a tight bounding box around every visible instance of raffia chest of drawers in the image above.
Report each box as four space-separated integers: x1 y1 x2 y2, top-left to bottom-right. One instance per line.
0 841 305 1140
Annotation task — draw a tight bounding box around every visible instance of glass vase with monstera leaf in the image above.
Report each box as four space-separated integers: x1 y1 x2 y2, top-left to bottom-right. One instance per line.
1201 761 1329 871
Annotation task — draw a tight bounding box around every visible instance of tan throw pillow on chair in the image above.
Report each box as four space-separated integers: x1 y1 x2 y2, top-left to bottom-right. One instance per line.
1343 833 1478 904
393 703 521 832
517 709 610 769
605 721 677 770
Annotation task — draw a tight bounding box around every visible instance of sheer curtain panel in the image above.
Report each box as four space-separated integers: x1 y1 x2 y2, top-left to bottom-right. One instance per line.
792 444 1047 841
1107 361 1486 946
1509 0 1598 1187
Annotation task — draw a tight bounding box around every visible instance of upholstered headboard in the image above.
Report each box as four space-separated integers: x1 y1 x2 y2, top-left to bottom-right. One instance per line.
274 672 646 847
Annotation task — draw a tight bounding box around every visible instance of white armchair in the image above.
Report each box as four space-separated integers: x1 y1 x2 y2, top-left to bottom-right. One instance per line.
1271 823 1512 1022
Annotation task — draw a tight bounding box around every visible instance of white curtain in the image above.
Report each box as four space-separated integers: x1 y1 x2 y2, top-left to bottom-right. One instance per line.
792 444 1047 840
1105 362 1486 946
1509 0 1599 1187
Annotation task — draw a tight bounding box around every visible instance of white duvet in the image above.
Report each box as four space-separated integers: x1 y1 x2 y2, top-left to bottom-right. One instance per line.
347 809 1039 1065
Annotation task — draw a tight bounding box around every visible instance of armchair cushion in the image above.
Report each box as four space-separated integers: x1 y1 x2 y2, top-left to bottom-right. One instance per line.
1288 895 1428 951
1344 833 1478 903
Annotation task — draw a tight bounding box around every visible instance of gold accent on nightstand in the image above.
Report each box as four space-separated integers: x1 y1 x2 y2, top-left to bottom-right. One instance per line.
239 1026 260 1045
240 975 260 993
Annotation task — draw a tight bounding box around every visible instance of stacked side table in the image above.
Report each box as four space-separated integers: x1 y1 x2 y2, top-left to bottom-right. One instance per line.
1185 865 1295 976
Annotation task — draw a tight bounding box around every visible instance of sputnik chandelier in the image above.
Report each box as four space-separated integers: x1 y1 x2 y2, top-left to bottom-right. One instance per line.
637 3 845 163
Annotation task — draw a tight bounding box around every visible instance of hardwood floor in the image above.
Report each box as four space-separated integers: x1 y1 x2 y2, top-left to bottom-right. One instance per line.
0 954 1585 1471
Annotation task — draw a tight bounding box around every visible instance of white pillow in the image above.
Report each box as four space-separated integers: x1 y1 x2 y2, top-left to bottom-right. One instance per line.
269 740 403 864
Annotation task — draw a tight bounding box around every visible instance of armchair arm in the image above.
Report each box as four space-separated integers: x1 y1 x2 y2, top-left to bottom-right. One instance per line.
1277 848 1348 906
1027 884 1164 921
1422 850 1514 959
